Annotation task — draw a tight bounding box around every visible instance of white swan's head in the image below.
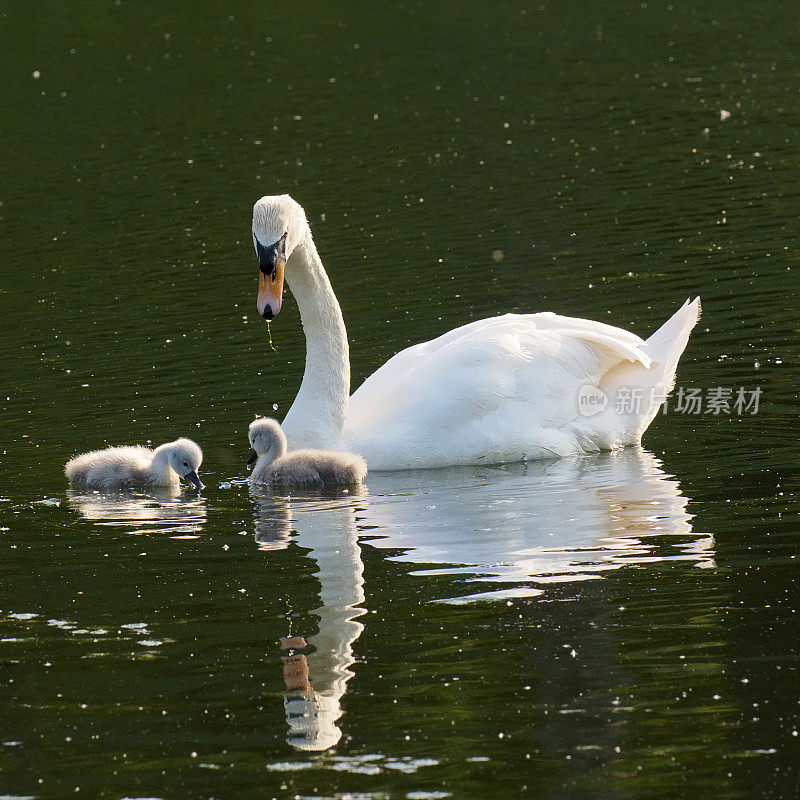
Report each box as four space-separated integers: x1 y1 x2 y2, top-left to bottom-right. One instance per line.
252 195 309 320
247 417 288 466
156 438 204 489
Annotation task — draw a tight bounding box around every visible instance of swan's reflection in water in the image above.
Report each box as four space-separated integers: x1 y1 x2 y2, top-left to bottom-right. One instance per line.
250 490 366 751
362 447 713 600
250 447 712 751
66 487 207 538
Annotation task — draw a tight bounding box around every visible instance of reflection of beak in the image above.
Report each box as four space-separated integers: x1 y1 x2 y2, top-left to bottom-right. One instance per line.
247 449 258 467
184 470 205 490
256 232 287 320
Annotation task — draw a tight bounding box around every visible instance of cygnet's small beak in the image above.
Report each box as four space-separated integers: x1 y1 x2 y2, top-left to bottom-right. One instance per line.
185 470 205 490
256 232 287 320
247 448 258 467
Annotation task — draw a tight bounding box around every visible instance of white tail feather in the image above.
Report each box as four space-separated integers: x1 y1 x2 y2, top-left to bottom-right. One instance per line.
589 297 701 444
642 296 701 391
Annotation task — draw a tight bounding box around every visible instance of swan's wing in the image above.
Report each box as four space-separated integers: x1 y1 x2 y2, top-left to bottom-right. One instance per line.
344 314 652 467
522 312 651 368
367 313 649 372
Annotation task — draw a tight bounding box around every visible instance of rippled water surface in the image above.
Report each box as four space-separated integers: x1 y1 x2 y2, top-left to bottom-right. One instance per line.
2 1 799 798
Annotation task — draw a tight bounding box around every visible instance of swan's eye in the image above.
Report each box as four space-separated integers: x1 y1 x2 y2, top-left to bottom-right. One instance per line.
183 461 190 468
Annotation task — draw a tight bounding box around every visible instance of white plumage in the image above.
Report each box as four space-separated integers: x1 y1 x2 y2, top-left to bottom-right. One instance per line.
248 417 367 489
64 438 204 490
252 194 700 470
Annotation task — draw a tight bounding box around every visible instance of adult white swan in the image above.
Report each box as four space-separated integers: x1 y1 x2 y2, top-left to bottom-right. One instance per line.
252 195 699 470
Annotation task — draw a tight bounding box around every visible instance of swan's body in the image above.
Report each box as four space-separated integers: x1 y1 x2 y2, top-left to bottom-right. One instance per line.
252 195 700 470
65 438 204 490
248 417 367 489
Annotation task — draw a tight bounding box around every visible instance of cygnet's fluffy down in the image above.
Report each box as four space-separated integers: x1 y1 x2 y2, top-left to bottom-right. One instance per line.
248 417 366 489
65 438 204 490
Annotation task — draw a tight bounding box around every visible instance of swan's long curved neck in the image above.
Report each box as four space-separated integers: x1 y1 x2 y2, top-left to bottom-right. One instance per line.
280 230 350 450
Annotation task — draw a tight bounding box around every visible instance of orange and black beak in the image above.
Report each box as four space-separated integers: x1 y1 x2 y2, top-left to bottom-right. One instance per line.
255 232 287 320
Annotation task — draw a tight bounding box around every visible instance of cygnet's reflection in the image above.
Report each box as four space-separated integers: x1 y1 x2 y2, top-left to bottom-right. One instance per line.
250 447 711 751
66 487 207 538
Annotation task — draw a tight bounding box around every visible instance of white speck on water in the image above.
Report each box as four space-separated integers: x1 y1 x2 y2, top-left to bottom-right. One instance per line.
720 109 731 121
32 70 41 79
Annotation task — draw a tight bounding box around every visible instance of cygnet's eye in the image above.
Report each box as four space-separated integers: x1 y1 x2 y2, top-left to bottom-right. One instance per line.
183 461 190 468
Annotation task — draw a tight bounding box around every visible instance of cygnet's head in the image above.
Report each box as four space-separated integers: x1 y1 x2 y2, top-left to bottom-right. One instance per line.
160 438 204 489
252 194 309 321
247 417 288 467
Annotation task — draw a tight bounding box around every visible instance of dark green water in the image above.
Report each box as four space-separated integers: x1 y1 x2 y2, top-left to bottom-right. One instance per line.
2 1 799 798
